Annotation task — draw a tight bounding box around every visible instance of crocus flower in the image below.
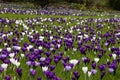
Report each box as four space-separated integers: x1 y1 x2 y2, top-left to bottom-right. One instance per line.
98 53 103 58
16 68 22 77
9 53 15 58
72 77 75 80
30 69 36 76
91 69 97 75
82 66 88 80
88 71 92 80
65 65 72 71
98 64 106 71
49 65 55 71
45 52 51 57
112 54 117 59
100 71 105 80
82 66 88 74
73 70 80 80
5 75 11 80
69 59 80 66
108 68 114 73
44 70 55 79
94 58 99 63
1 63 8 71
92 62 96 69
0 67 4 73
42 66 48 72
37 77 42 80
82 57 90 64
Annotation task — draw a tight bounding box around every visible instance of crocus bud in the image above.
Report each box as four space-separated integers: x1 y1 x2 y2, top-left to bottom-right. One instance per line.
88 71 92 77
73 70 80 79
101 71 105 80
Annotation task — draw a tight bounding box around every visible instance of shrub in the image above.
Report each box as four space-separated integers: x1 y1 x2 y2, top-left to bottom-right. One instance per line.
70 3 86 10
109 0 120 10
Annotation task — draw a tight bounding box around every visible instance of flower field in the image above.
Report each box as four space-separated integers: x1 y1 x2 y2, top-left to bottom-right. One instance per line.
0 7 120 80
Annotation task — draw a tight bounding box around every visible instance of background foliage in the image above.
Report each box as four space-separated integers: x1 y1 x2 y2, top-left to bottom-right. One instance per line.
1 0 120 10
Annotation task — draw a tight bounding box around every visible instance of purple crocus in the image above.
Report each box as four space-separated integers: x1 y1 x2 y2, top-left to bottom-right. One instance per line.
98 64 106 71
16 68 22 77
64 64 73 71
49 65 55 71
45 52 51 57
100 71 105 80
92 62 96 69
5 75 11 80
73 70 80 80
37 77 42 80
0 67 4 74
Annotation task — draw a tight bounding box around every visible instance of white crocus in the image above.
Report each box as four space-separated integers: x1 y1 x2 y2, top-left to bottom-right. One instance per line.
22 32 25 36
42 66 48 72
88 71 92 80
40 29 43 31
57 44 61 48
15 62 20 67
1 63 8 71
69 59 79 66
88 71 92 77
112 54 117 59
9 53 15 58
82 67 88 74
50 36 53 40
10 58 20 67
38 46 42 50
94 58 100 63
4 43 8 46
16 46 21 50
82 66 88 80
27 45 33 51
0 48 2 52
39 36 44 41
6 47 11 52
21 54 25 57
73 48 77 52
10 58 16 64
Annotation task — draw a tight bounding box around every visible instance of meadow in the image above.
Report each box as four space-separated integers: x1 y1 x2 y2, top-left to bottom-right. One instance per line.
0 7 120 80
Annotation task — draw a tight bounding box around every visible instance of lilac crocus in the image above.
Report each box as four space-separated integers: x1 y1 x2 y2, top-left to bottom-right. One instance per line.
30 69 36 76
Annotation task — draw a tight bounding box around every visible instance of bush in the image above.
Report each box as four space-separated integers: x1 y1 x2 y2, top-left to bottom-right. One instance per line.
70 3 86 10
109 0 120 10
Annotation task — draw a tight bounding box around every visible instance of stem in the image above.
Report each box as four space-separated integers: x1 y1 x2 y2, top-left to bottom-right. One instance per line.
0 74 2 79
89 77 90 80
13 76 16 80
4 71 6 77
85 74 86 80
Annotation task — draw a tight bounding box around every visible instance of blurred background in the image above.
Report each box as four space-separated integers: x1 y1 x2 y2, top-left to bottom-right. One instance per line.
0 0 120 11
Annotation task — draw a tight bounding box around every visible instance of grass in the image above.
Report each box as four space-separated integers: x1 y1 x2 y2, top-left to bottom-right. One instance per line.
0 12 120 80
0 12 119 19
